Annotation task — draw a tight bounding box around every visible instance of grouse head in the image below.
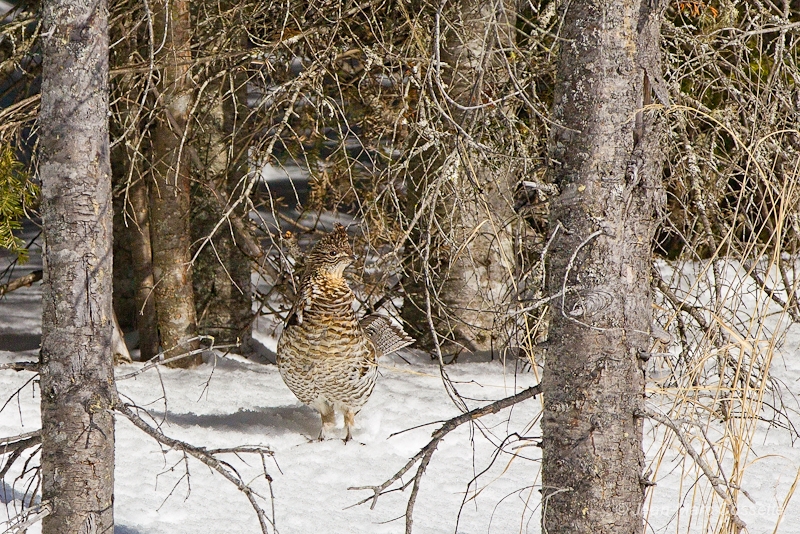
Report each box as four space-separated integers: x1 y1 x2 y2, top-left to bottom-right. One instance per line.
305 223 355 278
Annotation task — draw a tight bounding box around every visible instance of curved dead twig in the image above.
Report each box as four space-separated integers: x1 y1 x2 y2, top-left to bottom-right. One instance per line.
116 402 277 534
348 383 541 534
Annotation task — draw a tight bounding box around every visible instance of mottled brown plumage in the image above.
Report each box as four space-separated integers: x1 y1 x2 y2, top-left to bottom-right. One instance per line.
277 224 414 442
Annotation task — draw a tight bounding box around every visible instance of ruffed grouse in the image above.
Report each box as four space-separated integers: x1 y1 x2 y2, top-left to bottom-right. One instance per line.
277 224 414 442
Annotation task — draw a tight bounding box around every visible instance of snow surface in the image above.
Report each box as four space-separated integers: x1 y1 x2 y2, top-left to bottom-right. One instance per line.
1 243 800 533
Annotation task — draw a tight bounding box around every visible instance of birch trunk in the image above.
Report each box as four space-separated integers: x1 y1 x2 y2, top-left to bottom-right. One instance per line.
39 0 115 529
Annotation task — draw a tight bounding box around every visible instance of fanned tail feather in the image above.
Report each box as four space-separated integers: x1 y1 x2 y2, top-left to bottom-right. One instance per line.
360 314 415 356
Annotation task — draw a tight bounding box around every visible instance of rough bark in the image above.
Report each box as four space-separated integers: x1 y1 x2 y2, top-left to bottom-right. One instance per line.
109 12 160 362
191 76 253 351
540 1 666 533
127 174 160 360
148 0 201 367
112 129 160 361
38 0 116 530
402 0 517 358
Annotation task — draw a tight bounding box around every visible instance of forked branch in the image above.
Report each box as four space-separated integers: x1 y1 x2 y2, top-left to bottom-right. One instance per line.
348 383 541 534
0 430 41 479
115 402 277 534
1 500 52 534
643 407 747 533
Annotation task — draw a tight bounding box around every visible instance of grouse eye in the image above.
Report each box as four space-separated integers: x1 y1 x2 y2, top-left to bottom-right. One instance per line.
329 250 338 257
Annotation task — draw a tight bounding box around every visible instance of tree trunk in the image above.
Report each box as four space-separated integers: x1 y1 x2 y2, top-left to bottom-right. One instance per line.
38 0 115 529
402 0 517 359
112 117 160 361
541 1 666 533
191 75 253 352
111 170 136 333
128 174 161 360
109 12 160 362
148 0 201 367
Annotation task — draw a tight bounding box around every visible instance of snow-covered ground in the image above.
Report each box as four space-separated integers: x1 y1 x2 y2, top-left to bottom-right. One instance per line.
1 228 799 533
0 301 541 533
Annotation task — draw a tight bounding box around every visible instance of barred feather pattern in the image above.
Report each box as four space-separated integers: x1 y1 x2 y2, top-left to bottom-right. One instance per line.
277 272 378 412
360 314 415 357
277 224 390 442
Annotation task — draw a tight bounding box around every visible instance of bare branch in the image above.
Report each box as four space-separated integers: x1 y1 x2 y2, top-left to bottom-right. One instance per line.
653 267 711 331
115 402 276 534
0 270 42 296
1 500 52 534
0 430 42 479
642 407 747 533
0 362 38 372
349 383 541 533
114 336 238 380
0 430 41 448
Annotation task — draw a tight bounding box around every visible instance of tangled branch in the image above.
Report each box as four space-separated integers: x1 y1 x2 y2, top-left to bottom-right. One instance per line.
349 383 541 534
115 402 277 534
